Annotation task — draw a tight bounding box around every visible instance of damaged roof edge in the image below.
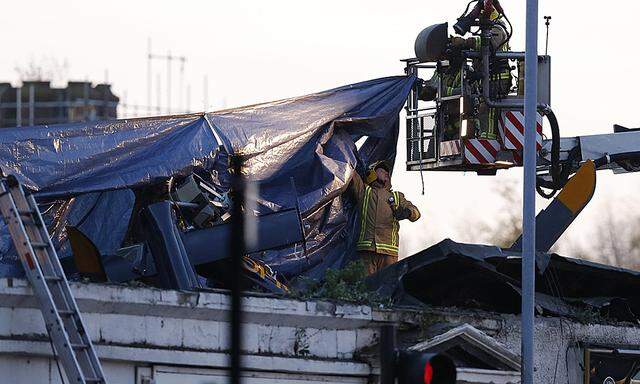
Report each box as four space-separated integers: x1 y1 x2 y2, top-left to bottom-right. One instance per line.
367 239 640 323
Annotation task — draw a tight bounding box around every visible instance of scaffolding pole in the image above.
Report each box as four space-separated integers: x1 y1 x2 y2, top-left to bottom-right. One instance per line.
148 49 187 115
16 87 22 127
28 85 35 126
521 0 539 383
167 50 171 114
147 38 152 114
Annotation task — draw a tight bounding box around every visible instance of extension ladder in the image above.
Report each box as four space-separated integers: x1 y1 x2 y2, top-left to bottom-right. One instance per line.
0 175 107 383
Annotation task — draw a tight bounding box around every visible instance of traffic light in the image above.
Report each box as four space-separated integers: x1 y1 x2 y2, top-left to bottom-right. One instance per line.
380 325 457 384
397 351 457 384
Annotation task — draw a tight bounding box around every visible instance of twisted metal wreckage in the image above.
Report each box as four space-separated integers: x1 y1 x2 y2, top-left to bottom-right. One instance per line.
1 76 640 323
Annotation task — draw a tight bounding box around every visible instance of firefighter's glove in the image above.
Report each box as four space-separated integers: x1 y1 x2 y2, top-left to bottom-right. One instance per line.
393 206 413 221
450 36 465 47
389 197 409 220
418 79 437 101
449 36 475 49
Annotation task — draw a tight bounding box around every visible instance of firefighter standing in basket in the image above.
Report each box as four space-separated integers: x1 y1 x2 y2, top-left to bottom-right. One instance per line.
419 2 512 140
346 161 421 275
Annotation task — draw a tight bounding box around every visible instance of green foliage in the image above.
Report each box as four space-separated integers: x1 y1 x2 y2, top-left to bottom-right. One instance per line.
294 261 388 305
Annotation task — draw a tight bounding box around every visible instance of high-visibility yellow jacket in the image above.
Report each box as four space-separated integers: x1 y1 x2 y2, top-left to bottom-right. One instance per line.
347 171 420 257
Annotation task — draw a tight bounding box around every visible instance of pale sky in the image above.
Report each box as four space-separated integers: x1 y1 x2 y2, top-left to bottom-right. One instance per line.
3 0 640 259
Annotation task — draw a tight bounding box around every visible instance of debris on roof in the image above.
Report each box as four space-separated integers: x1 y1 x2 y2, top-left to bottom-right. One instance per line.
366 239 640 323
0 76 416 291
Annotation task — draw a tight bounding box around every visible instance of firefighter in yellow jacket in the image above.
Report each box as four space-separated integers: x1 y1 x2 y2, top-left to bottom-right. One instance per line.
419 5 512 140
347 161 421 275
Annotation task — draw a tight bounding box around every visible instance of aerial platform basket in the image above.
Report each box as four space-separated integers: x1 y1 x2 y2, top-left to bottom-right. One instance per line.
403 57 548 174
403 22 552 175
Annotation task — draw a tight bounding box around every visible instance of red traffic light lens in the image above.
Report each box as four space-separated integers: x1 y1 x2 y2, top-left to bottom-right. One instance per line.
424 361 433 384
396 351 456 384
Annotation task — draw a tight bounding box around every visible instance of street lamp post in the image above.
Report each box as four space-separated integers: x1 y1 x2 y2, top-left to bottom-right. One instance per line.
522 0 539 383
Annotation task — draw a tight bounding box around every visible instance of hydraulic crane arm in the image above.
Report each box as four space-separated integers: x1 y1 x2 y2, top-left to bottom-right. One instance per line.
536 125 640 196
511 160 596 252
511 126 640 252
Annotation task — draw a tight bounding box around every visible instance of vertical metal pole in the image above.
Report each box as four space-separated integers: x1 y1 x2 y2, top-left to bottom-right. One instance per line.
83 82 90 121
522 1 539 384
380 325 397 384
544 17 552 56
179 59 185 113
103 77 109 120
203 75 209 112
123 91 128 119
16 87 22 127
406 64 416 162
147 38 152 116
156 74 162 114
0 87 4 127
167 51 171 114
186 84 191 114
229 155 246 384
28 85 35 126
63 87 69 124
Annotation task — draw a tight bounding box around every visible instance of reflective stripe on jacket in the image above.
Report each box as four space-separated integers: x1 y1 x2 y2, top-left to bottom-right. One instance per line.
443 71 462 97
470 25 512 80
348 171 420 257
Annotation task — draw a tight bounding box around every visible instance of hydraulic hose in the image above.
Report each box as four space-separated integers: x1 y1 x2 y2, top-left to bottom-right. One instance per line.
536 182 557 199
460 0 480 18
545 107 561 185
535 107 565 198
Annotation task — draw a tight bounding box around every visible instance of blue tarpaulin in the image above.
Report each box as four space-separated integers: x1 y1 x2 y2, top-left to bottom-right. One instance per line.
0 75 415 281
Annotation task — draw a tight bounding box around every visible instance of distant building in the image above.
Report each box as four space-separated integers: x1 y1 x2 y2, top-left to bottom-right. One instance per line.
0 81 119 128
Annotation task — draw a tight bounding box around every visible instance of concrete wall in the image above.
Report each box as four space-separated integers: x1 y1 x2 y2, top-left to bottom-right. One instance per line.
0 278 380 384
495 315 640 383
414 309 640 384
1 278 639 383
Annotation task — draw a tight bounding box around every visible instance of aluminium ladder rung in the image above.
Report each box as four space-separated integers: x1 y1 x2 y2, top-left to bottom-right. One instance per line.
0 175 108 384
17 217 37 226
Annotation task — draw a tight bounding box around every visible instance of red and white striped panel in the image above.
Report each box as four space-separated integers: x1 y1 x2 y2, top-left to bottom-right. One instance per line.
464 139 501 164
498 111 543 151
439 140 462 157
